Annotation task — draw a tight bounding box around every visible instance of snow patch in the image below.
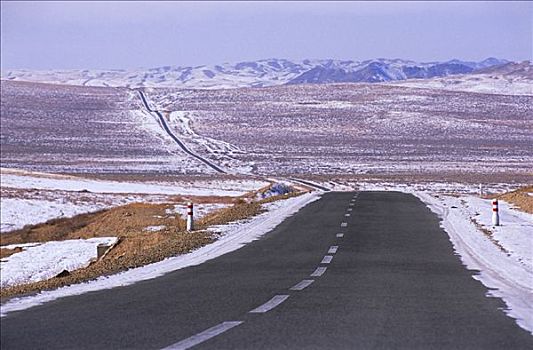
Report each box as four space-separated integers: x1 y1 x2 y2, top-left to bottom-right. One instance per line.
1 237 118 288
1 198 104 233
1 172 258 197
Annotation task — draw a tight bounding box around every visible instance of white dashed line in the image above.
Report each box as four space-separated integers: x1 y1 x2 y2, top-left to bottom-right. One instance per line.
341 222 347 227
290 279 314 291
336 233 344 238
161 321 243 350
349 203 354 207
249 295 290 313
321 255 333 264
345 213 350 217
310 266 327 277
328 246 338 254
347 208 353 211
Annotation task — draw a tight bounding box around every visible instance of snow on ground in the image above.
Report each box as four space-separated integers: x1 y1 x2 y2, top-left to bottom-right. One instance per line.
1 237 118 289
1 168 269 233
165 111 253 175
143 225 166 232
1 170 266 197
415 192 533 334
465 196 533 271
354 181 521 195
166 203 230 219
0 192 319 317
0 198 104 233
391 74 533 96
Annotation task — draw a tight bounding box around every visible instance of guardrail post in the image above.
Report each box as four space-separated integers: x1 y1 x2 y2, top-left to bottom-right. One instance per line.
187 202 194 231
492 199 499 226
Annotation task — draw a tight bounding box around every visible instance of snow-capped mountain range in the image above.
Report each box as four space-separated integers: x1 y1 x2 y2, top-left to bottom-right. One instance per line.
1 57 512 89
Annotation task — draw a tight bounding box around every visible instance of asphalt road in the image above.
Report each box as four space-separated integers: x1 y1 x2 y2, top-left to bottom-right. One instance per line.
1 192 531 349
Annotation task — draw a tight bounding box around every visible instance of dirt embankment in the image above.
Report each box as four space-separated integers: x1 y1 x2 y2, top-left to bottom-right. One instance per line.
0 192 300 299
492 186 533 214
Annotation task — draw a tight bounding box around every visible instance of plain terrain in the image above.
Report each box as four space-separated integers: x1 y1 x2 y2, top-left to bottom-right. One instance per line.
1 80 531 179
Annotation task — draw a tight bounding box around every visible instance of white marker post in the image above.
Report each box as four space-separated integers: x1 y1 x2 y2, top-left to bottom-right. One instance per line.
492 199 499 226
187 202 194 231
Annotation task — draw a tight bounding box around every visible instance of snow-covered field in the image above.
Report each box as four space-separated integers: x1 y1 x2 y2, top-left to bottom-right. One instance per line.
1 237 118 288
0 198 105 233
0 169 269 233
391 74 532 96
1 170 265 197
147 83 533 176
0 192 319 317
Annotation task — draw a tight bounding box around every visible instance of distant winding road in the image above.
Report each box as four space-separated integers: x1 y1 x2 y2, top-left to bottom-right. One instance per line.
137 90 226 174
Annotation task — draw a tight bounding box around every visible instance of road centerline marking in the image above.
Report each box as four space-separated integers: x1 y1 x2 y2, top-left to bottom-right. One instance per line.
161 321 243 350
249 295 290 313
341 222 348 227
336 233 344 238
290 279 314 291
345 213 351 217
321 255 333 264
328 246 338 254
348 208 353 211
310 266 327 277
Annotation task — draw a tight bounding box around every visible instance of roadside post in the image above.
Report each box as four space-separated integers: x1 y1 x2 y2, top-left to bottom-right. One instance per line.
187 202 194 231
492 199 500 226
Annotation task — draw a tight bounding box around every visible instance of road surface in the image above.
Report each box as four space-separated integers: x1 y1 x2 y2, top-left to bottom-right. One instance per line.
1 192 531 349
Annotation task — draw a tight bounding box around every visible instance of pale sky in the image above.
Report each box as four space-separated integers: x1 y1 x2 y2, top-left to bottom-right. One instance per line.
1 1 532 69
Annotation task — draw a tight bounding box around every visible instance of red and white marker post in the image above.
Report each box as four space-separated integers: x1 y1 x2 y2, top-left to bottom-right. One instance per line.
492 199 499 226
186 202 194 231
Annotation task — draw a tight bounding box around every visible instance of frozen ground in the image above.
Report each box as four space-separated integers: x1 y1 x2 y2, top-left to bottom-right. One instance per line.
0 168 269 233
1 237 118 288
149 83 533 176
391 73 532 96
0 192 319 317
0 81 206 174
1 169 266 197
1 198 104 233
2 80 532 177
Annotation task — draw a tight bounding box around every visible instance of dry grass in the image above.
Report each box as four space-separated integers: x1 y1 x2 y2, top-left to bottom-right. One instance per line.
492 186 533 214
0 247 22 259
